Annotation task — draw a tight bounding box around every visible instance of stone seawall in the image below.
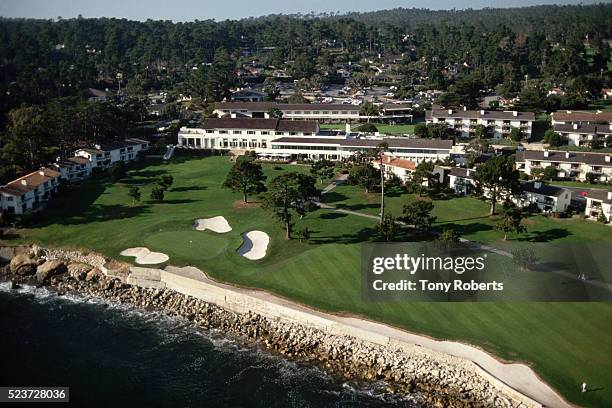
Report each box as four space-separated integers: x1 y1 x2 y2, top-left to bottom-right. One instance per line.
0 245 559 408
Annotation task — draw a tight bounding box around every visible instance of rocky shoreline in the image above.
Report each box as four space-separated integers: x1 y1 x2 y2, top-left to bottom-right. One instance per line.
0 245 522 408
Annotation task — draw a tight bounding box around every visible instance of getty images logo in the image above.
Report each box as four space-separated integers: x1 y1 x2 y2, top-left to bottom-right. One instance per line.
371 253 487 275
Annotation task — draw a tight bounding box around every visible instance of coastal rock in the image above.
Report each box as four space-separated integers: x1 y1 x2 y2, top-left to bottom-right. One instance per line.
68 263 92 280
86 268 102 282
35 260 67 283
9 253 38 276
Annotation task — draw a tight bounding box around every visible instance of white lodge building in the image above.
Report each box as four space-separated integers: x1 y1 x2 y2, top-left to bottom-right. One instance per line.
0 168 61 214
426 106 535 139
178 118 452 162
553 123 612 147
516 150 612 182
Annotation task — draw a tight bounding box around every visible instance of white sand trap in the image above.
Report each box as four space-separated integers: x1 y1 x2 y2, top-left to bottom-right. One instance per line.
194 216 232 233
237 231 270 260
120 247 169 265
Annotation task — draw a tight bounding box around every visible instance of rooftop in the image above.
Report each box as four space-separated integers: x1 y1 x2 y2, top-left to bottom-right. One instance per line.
271 136 453 150
201 118 318 133
215 101 361 112
554 123 612 135
516 150 612 166
0 168 61 196
521 181 568 198
551 111 612 123
427 106 535 121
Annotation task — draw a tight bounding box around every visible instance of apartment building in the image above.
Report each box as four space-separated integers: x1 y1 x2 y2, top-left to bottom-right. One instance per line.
585 190 612 224
74 138 150 169
550 110 612 126
516 150 612 182
0 168 61 215
553 123 612 147
426 106 535 139
213 102 413 123
448 167 476 195
52 157 93 182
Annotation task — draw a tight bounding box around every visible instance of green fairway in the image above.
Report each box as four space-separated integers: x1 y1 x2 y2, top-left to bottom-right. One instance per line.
8 156 612 407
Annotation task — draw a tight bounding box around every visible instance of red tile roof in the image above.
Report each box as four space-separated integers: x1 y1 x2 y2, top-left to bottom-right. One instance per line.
0 168 60 196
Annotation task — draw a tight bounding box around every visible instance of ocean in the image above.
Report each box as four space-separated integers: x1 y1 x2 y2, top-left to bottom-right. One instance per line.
0 282 420 407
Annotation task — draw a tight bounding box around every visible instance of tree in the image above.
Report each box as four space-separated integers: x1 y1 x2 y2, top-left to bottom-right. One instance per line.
437 228 461 245
150 186 165 201
310 159 335 184
548 131 562 147
347 163 379 193
474 155 520 215
267 108 283 118
597 213 608 224
356 123 378 133
465 138 490 164
474 124 489 139
262 172 318 239
294 227 311 243
542 166 557 181
414 123 428 138
407 161 435 196
606 135 612 148
509 127 523 142
426 123 454 140
377 214 400 242
158 174 174 190
495 206 526 240
223 158 267 203
109 162 127 182
359 102 379 123
585 172 598 184
128 186 141 206
402 199 436 234
375 142 389 222
511 247 538 271
291 50 316 79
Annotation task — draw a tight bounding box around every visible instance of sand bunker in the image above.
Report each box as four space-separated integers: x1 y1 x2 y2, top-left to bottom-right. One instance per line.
194 216 232 233
237 231 270 260
120 247 169 265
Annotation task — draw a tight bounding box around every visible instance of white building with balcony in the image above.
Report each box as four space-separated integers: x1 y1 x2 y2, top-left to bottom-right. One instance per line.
426 106 535 139
515 150 612 182
585 190 612 224
74 138 150 169
448 167 477 195
516 181 571 213
553 123 612 147
0 168 61 215
52 157 93 182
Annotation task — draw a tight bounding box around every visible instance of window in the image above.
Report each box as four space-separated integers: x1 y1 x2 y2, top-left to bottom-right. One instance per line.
233 130 242 134
262 131 269 135
247 131 255 135
206 130 213 134
219 130 228 134
275 131 283 135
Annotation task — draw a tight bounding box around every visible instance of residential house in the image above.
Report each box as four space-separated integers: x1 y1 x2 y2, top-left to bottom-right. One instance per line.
426 106 535 139
372 154 417 183
448 167 476 195
516 181 571 213
83 88 107 103
230 89 266 102
515 150 612 182
0 168 61 214
74 138 150 169
584 190 612 224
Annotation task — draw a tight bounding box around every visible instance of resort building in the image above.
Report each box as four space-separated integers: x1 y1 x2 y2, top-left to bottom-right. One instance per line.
515 150 612 182
52 157 93 182
550 110 612 126
553 123 612 147
448 167 476 195
515 181 572 213
0 168 61 214
584 190 612 224
372 154 417 183
213 102 413 123
426 106 535 139
178 118 452 162
74 138 150 169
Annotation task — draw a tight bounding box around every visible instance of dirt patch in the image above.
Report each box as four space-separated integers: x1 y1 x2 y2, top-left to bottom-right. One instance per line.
363 192 377 204
233 200 261 209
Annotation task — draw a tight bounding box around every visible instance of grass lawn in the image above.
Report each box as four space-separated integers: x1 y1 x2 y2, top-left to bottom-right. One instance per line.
6 156 612 407
321 123 416 135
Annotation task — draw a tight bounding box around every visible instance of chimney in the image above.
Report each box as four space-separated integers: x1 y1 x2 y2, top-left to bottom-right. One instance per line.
448 109 453 115
573 123 579 130
345 123 351 133
534 181 542 189
608 191 612 200
39 171 45 176
565 152 571 159
544 150 550 158
480 109 485 115
513 111 518 117
21 179 27 186
463 106 467 111
606 155 611 163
